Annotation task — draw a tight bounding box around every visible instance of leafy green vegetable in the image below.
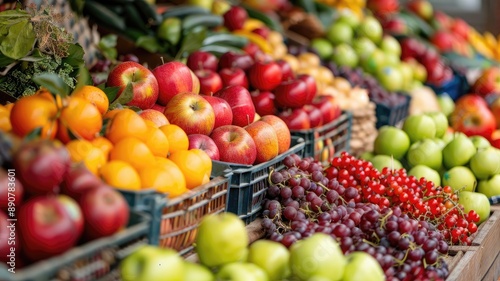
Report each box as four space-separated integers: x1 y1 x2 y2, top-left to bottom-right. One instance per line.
98 34 118 61
175 27 207 60
0 17 35 59
32 72 70 97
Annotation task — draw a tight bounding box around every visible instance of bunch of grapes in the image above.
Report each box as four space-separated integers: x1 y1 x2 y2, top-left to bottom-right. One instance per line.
261 152 480 281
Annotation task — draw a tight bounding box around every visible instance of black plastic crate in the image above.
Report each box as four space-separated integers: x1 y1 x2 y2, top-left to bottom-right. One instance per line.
290 111 352 164
374 94 411 129
0 211 150 281
215 137 306 224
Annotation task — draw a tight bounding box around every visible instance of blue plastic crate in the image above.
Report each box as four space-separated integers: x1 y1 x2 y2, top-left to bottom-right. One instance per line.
290 111 352 164
0 211 151 281
215 137 306 224
426 72 469 101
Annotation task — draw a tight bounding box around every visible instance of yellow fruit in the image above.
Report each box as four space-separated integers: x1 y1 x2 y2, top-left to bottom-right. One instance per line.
138 165 187 197
100 160 141 190
109 137 156 171
66 140 107 175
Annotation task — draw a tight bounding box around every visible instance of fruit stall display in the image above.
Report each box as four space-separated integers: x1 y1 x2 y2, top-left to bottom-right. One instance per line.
1 0 500 280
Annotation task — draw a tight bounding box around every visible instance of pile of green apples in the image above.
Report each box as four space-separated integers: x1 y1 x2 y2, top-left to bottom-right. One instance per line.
364 111 496 223
310 12 427 93
120 212 384 281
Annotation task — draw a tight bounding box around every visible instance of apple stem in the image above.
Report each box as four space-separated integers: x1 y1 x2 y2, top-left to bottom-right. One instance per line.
160 57 165 65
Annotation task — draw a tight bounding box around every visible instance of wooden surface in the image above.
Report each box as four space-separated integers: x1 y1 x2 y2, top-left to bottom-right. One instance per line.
447 210 500 281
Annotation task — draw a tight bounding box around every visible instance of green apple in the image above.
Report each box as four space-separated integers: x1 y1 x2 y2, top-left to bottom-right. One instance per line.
216 262 268 281
442 166 477 192
433 138 446 150
406 139 443 170
352 37 377 60
379 35 401 58
413 62 428 82
398 62 414 91
247 240 291 281
384 54 401 67
308 276 332 281
374 126 410 160
409 165 441 186
187 0 214 10
402 114 436 143
437 94 455 117
357 16 383 44
360 151 374 161
425 111 449 138
470 147 500 180
376 65 403 92
469 135 491 150
442 134 476 168
336 9 361 29
157 17 182 45
326 22 354 45
331 43 359 68
183 262 215 281
121 246 185 281
477 174 500 198
195 213 249 268
311 38 334 60
342 252 384 281
361 49 387 74
459 191 491 224
289 233 346 281
370 155 403 172
211 0 231 15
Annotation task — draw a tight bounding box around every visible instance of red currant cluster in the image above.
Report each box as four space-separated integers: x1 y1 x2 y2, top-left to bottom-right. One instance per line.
326 152 480 245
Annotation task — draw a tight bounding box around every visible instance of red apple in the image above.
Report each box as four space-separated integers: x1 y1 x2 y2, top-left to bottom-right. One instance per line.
312 95 341 124
79 185 129 241
274 79 308 109
18 196 80 261
302 104 323 128
430 30 455 53
214 85 256 127
58 194 84 239
13 139 71 195
106 61 159 109
164 92 215 135
400 37 426 60
433 11 452 29
472 67 500 97
259 115 291 154
367 0 400 18
0 169 23 212
297 74 318 104
219 67 249 88
450 19 470 41
407 0 433 21
210 125 257 165
251 27 270 39
218 52 254 71
202 95 234 129
488 94 500 129
276 59 295 81
152 61 200 105
450 94 497 139
60 164 102 200
223 6 248 31
251 90 276 116
243 42 262 58
245 121 279 164
188 134 220 161
278 108 311 130
381 16 409 36
0 210 19 263
151 103 166 113
195 69 223 95
186 50 219 72
248 60 283 91
139 109 170 127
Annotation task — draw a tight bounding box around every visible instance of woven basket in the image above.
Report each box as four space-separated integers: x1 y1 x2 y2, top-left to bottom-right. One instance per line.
0 0 100 68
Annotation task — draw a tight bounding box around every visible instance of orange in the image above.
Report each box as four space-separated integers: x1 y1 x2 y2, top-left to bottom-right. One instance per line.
103 108 121 120
139 109 169 127
144 123 170 157
57 96 103 143
168 148 212 189
65 139 107 175
71 85 109 115
10 95 58 139
90 137 114 159
36 88 63 108
109 137 155 171
138 165 187 197
3 103 14 112
105 109 148 144
159 124 189 155
0 105 11 132
99 160 141 190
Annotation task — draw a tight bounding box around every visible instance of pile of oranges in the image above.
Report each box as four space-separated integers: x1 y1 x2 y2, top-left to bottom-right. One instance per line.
2 86 212 198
